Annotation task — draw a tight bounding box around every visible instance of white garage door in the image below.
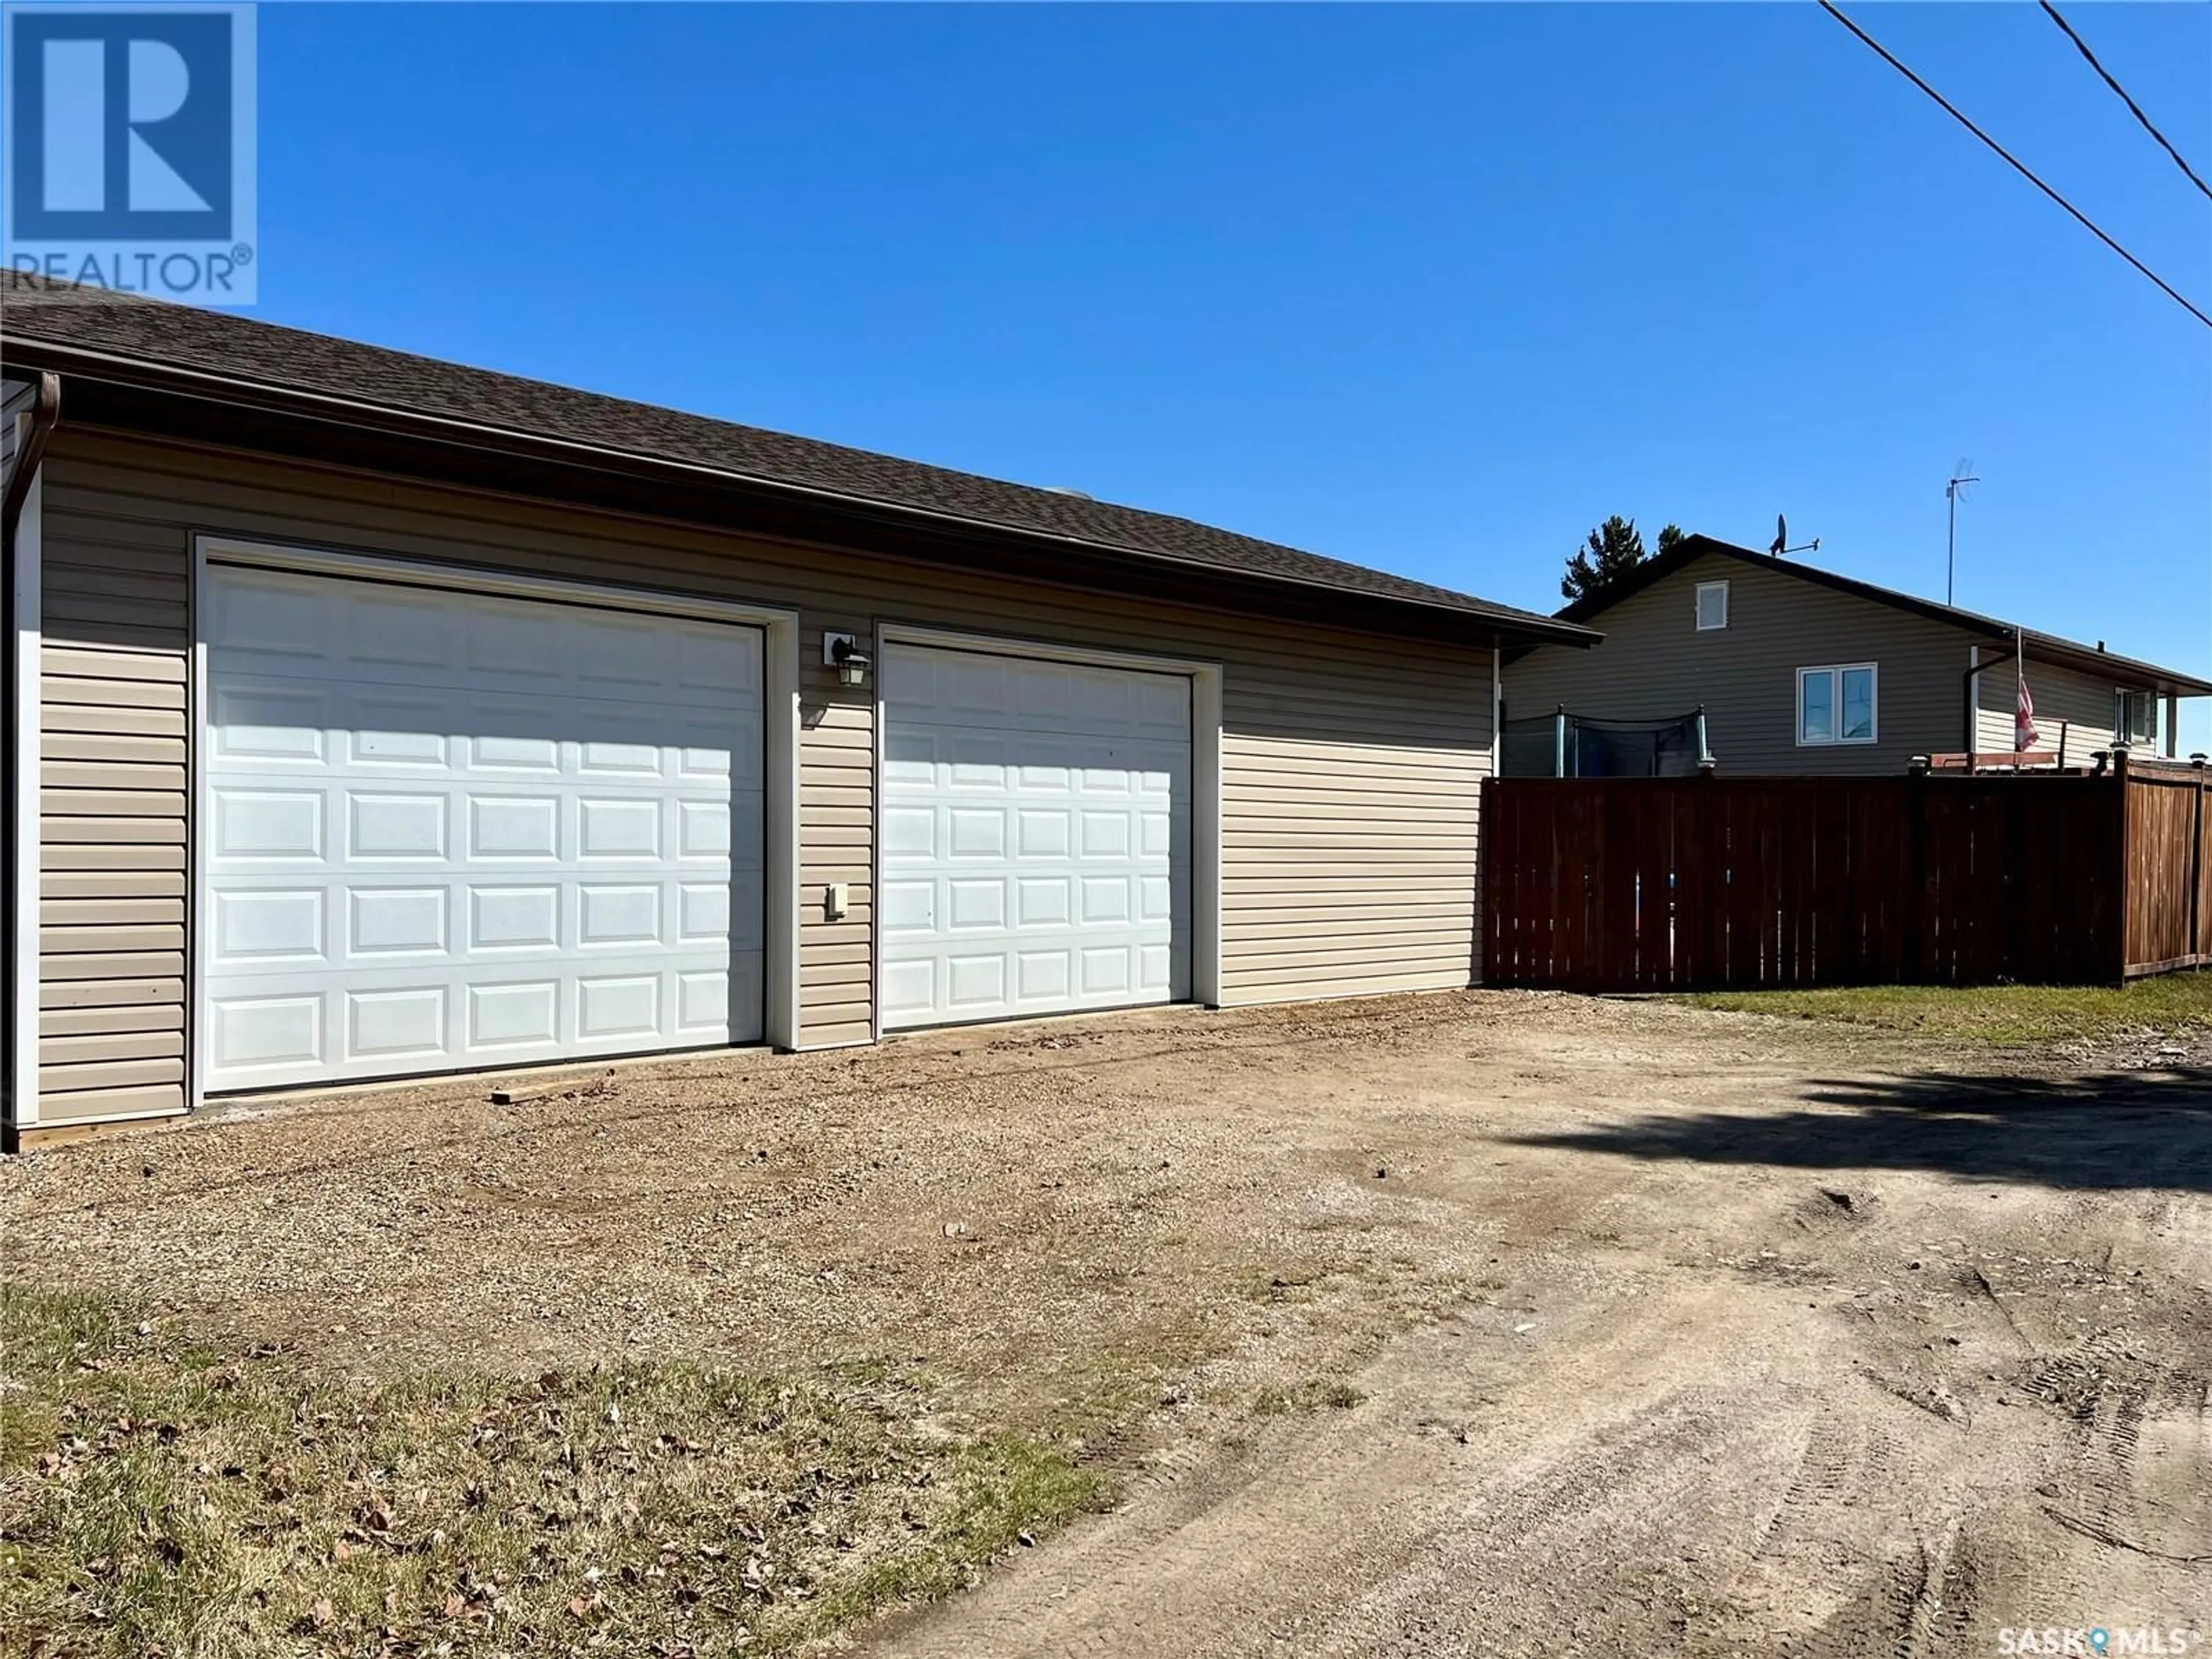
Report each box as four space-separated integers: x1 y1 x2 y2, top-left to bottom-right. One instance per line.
201 565 764 1091
880 642 1190 1028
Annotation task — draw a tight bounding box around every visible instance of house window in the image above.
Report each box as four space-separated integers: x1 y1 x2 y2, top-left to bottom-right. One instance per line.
1798 664 1877 746
2116 689 2153 746
1695 581 1729 631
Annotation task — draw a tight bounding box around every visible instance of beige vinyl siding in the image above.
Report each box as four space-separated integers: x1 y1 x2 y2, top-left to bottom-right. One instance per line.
1509 552 1993 775
32 427 1490 1113
37 608 191 1124
1976 655 2133 766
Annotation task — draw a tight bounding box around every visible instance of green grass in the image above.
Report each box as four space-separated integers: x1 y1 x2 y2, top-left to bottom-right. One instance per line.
1249 1378 1366 1418
1677 971 2212 1047
0 1286 1104 1657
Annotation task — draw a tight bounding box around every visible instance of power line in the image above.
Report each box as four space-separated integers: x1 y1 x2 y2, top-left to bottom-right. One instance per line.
1816 0 2212 332
2039 0 2212 205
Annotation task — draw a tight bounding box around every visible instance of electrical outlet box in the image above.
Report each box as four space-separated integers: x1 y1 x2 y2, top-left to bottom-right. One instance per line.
826 881 850 921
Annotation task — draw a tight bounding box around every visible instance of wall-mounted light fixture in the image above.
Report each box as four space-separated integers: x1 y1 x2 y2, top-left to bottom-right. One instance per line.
823 631 871 688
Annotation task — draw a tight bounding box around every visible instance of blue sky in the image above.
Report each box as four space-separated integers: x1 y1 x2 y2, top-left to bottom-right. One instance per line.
249 3 2211 744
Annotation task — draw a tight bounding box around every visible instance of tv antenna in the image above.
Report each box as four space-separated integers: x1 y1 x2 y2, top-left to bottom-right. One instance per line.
1946 459 1979 605
1768 513 1821 558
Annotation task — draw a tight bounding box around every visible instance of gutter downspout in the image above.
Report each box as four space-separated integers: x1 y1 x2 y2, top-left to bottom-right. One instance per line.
1964 630 2021 773
2 370 59 533
2 370 60 1147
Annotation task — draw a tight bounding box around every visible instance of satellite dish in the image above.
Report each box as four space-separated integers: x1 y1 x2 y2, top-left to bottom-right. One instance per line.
1770 514 1788 557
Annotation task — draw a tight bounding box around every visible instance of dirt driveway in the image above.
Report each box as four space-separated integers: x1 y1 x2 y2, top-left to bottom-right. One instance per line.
7 992 2209 1655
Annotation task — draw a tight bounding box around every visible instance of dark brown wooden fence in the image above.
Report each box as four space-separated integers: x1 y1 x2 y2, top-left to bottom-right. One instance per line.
1483 760 2211 991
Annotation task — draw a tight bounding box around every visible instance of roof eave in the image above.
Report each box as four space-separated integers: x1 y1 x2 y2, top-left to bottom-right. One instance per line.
0 338 1600 650
2020 637 2212 699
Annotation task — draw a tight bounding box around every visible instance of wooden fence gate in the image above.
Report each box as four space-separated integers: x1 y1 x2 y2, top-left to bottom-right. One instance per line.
1482 760 2211 991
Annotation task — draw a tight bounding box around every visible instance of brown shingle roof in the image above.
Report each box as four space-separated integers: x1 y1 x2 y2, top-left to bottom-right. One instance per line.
2 277 1591 642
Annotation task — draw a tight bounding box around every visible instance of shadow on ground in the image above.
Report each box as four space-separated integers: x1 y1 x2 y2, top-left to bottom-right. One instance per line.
1509 1067 2212 1193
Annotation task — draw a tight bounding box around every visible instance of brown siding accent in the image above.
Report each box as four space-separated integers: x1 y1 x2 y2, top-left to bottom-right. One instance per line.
33 427 1493 1116
1508 551 1999 775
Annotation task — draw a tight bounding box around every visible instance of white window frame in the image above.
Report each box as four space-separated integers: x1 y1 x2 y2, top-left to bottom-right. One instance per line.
2115 688 2153 747
871 620 1222 1039
1796 662 1879 747
1694 580 1729 632
191 535 805 1105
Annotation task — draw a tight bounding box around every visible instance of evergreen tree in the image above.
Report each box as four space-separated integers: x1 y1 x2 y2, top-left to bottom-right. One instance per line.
1560 517 1686 601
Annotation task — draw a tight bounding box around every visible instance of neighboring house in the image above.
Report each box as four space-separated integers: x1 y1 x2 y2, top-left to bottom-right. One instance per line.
0 278 1596 1144
1506 535 2209 777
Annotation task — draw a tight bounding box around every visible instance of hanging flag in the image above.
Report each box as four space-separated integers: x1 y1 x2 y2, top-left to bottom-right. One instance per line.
2015 675 2040 752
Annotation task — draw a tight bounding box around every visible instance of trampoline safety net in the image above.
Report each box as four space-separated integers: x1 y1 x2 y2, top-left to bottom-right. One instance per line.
1498 709 1711 778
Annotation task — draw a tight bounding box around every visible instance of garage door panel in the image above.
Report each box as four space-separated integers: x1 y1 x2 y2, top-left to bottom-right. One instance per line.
347 985 448 1063
881 643 1191 1029
204 566 765 1090
211 675 762 792
211 570 763 706
210 989 323 1074
885 652 1187 744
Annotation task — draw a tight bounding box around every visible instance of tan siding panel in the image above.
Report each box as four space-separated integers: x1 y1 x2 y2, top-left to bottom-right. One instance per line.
43 842 187 870
1226 963 1471 997
40 730 188 764
36 446 192 1126
40 1030 185 1067
800 960 873 989
39 976 184 1009
42 761 187 791
40 1002 185 1037
40 1054 183 1090
43 817 187 847
43 643 187 683
41 703 190 739
43 674 185 710
40 897 185 926
1230 904 1474 931
37 1083 187 1124
43 789 188 818
42 870 188 899
40 955 186 991
44 922 186 955
798 683 874 1041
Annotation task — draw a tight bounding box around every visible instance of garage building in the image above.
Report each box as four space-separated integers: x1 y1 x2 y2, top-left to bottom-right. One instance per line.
1 281 1594 1142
